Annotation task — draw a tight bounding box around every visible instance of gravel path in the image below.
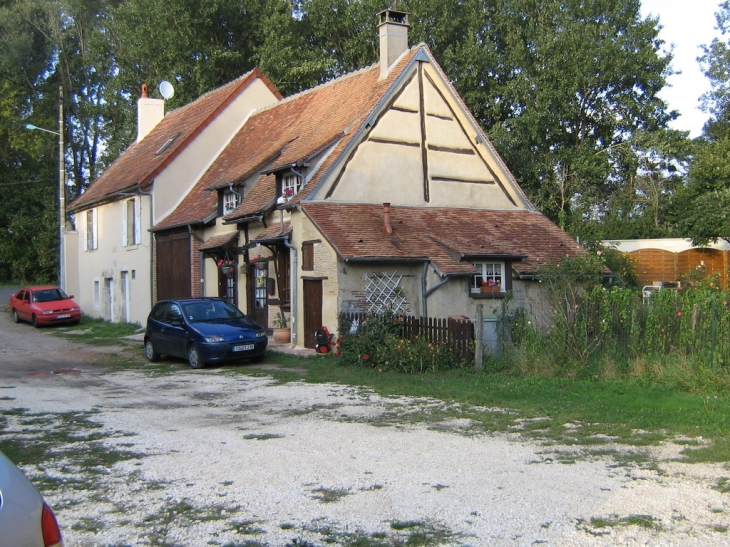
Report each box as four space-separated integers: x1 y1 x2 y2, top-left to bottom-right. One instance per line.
2 364 730 547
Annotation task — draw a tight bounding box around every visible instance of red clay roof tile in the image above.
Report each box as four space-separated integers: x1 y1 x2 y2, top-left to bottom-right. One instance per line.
302 203 583 275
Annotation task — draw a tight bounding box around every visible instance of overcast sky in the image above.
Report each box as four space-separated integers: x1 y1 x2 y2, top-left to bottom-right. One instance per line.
640 0 724 137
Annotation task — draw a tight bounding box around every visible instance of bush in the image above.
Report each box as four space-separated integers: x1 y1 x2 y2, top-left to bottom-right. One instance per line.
336 310 467 373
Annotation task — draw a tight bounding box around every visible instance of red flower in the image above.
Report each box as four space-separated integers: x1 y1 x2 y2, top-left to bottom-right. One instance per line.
363 354 370 361
334 352 341 357
677 311 683 317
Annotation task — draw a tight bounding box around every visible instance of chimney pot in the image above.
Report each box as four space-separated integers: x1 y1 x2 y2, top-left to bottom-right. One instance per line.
383 203 393 236
140 84 149 98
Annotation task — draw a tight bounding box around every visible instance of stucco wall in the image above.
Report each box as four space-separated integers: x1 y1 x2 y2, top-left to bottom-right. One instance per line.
72 195 153 325
153 79 279 223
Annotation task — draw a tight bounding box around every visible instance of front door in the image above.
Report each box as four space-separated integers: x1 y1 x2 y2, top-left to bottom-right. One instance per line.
250 262 268 327
303 279 323 349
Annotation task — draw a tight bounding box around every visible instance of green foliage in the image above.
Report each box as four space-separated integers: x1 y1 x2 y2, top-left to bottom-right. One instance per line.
337 310 466 374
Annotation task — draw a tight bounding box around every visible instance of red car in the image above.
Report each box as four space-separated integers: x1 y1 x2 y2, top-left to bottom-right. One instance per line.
9 286 81 328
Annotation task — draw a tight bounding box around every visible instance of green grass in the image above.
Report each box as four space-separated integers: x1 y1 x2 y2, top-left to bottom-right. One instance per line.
27 319 730 463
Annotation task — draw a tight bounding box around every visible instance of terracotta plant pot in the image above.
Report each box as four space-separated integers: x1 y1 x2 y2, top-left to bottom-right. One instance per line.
480 284 499 294
272 327 291 343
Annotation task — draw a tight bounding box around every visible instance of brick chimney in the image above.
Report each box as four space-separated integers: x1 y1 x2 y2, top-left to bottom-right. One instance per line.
137 84 165 142
378 9 410 79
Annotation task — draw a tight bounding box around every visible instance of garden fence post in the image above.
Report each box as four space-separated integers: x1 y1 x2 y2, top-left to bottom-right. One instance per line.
710 298 717 368
475 304 484 369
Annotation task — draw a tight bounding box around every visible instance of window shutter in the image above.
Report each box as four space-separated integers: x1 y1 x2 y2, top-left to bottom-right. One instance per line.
134 198 141 244
91 209 98 250
83 212 88 252
122 200 128 247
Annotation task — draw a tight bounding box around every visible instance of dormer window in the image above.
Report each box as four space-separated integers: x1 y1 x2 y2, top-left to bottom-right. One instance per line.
223 189 240 215
282 173 302 200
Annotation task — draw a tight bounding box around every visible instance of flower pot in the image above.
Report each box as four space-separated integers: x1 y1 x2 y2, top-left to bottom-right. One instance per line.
272 327 291 343
220 266 234 276
253 261 266 270
480 284 499 294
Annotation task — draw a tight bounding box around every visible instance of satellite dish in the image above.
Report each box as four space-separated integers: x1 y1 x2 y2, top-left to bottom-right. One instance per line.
159 81 174 100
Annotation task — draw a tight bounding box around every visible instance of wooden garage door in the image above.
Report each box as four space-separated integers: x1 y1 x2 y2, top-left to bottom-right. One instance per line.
156 231 191 301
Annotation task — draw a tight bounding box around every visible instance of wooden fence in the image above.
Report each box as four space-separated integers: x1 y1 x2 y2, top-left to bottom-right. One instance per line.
342 312 475 363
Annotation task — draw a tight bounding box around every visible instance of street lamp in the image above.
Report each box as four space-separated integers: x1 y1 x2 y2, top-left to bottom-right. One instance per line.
25 86 65 292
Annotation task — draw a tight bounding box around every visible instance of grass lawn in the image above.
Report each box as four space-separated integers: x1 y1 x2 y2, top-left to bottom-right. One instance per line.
49 317 730 463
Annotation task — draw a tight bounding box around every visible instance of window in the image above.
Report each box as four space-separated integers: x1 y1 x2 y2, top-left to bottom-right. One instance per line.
93 279 101 307
223 190 240 215
282 173 302 200
85 208 98 251
471 262 504 292
123 198 141 246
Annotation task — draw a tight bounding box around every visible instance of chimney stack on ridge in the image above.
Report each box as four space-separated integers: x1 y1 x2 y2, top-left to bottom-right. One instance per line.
378 9 410 79
137 84 165 142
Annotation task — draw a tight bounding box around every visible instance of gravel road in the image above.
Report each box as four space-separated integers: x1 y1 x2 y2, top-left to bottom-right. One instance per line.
0 308 729 546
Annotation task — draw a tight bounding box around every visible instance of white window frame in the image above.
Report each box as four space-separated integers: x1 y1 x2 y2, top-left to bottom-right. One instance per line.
84 208 98 251
282 173 302 200
223 190 239 215
471 262 504 293
93 279 101 308
122 198 141 247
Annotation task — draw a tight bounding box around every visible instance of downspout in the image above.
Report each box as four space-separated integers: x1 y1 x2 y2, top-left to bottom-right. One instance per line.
283 229 298 346
137 184 154 308
422 261 449 318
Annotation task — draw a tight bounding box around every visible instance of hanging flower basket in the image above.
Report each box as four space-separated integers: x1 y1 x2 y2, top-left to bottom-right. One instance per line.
217 258 235 276
221 266 234 276
250 255 268 270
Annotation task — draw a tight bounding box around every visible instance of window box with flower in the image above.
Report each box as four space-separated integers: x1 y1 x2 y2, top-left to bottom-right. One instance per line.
480 278 500 294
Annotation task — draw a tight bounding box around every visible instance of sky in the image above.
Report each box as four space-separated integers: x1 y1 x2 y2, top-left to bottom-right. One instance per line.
640 0 724 137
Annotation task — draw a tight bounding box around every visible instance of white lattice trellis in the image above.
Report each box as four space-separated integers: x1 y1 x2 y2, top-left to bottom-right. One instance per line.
364 271 410 314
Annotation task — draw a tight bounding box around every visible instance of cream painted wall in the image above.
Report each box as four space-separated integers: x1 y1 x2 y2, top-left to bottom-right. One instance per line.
153 79 280 223
321 62 528 211
72 195 152 325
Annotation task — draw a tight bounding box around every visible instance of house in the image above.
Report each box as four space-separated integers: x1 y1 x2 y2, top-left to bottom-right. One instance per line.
67 10 584 349
65 70 281 324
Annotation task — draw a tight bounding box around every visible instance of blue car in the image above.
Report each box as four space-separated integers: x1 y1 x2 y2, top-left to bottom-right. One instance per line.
144 298 267 369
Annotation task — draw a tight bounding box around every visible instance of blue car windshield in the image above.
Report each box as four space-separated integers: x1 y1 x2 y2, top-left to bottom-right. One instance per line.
182 301 244 322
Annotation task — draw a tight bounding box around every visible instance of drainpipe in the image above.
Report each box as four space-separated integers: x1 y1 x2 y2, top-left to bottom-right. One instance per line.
283 228 298 346
421 262 450 317
137 184 154 308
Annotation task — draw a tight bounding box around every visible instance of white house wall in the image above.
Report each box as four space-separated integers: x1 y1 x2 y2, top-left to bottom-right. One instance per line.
153 79 279 223
72 196 152 325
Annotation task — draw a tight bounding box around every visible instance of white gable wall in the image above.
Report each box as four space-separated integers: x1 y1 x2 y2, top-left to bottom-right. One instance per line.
153 78 279 223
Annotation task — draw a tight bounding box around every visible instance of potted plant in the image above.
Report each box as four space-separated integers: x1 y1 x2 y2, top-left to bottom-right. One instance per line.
217 258 235 276
480 278 499 293
272 310 291 343
250 255 268 270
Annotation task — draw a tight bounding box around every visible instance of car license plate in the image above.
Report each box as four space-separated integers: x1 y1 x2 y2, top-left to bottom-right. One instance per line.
57 314 71 319
232 344 254 352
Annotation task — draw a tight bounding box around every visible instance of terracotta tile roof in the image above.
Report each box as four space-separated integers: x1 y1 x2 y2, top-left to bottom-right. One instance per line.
199 231 239 251
68 69 280 212
166 48 420 227
302 203 584 276
251 221 291 243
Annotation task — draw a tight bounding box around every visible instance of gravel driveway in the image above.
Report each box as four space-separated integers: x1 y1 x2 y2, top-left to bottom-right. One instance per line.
0 309 729 546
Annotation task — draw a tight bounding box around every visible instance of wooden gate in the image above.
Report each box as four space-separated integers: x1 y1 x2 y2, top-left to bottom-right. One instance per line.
156 231 191 301
303 279 323 349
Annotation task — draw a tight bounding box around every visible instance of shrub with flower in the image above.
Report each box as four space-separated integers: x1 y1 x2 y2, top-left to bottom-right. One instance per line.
217 258 234 268
336 310 466 373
